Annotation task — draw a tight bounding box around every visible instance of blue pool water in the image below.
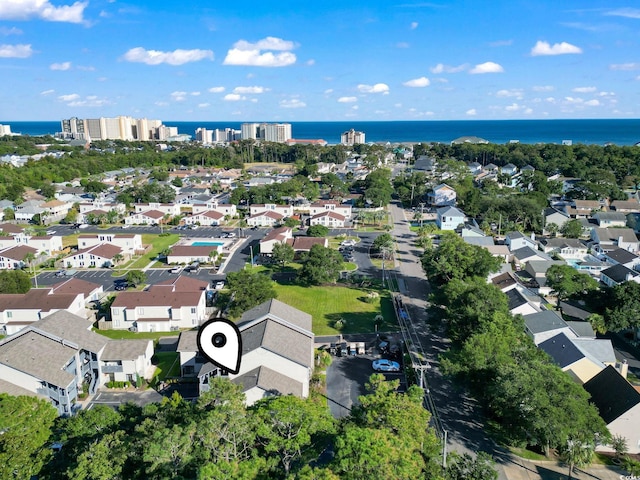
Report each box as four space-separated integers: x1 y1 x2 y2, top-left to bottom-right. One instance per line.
191 241 224 247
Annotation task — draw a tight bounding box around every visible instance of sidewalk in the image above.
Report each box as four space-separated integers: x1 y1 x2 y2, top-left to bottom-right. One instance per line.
502 456 627 480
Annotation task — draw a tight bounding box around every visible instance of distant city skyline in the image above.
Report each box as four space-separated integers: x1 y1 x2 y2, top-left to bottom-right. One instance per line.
1 1 640 121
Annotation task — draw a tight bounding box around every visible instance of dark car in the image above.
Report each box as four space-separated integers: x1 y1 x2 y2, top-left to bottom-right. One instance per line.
114 284 127 291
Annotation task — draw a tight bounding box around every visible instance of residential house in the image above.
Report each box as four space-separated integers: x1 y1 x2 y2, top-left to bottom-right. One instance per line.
0 286 86 335
309 211 347 228
505 231 537 252
110 276 209 332
543 207 571 231
436 206 465 231
191 200 237 218
100 339 154 385
133 202 181 216
564 200 602 219
259 227 294 255
413 156 436 173
583 366 640 454
460 223 486 238
506 287 542 316
289 236 329 254
467 162 482 175
14 199 44 223
184 210 224 226
64 243 123 268
47 277 104 304
249 203 294 218
524 310 577 345
427 183 457 207
167 245 222 265
0 231 63 255
196 299 314 405
611 199 640 213
539 332 615 384
247 210 285 227
491 272 519 292
601 247 640 271
78 198 127 216
600 264 640 287
593 212 628 228
539 237 588 260
124 209 166 226
77 233 143 256
40 199 72 222
523 260 565 294
0 245 38 270
513 247 553 267
591 227 640 253
500 163 518 176
308 201 352 219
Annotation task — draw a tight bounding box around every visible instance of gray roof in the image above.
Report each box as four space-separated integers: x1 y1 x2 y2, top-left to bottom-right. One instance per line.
560 301 594 322
241 319 313 369
0 330 76 387
177 330 198 352
524 310 569 334
573 339 616 365
539 332 585 368
602 264 639 283
542 237 585 249
605 247 639 265
0 378 41 398
463 236 495 247
594 212 627 222
513 246 552 262
506 288 528 310
238 299 313 333
231 365 303 397
35 310 108 354
525 260 564 274
593 227 638 243
102 339 152 361
436 206 465 217
566 320 595 336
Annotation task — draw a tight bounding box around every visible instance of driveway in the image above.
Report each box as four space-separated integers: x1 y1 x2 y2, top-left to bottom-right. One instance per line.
325 354 406 418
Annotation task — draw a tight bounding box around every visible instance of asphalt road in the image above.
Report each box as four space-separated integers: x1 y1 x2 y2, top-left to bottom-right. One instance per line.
387 201 511 480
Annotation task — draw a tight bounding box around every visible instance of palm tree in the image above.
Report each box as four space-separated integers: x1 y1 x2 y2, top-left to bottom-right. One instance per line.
23 252 37 288
112 253 124 266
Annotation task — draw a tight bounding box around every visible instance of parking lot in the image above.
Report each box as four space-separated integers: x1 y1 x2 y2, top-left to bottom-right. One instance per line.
325 353 406 418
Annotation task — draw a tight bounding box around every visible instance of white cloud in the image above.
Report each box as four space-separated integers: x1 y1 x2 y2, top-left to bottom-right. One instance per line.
233 86 268 94
280 99 306 108
67 95 110 107
403 76 430 87
609 63 640 71
564 96 584 104
223 36 296 67
191 91 200 96
198 103 210 108
171 91 187 101
410 22 418 29
469 61 504 74
0 43 32 58
546 97 557 104
466 108 477 116
40 89 55 95
155 101 169 107
224 93 245 101
532 85 555 92
585 99 601 106
50 61 71 71
357 83 390 94
0 0 87 23
58 93 80 102
338 96 357 103
430 63 467 74
0 26 22 35
306 59 315 65
324 89 334 95
208 86 225 93
496 88 523 98
530 41 582 56
572 86 596 93
598 91 615 97
604 8 640 19
123 47 213 66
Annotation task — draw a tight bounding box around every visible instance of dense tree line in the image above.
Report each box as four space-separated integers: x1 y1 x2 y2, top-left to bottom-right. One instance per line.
423 234 609 456
1 374 455 479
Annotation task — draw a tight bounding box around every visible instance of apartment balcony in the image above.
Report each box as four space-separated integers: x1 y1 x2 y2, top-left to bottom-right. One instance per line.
101 364 124 373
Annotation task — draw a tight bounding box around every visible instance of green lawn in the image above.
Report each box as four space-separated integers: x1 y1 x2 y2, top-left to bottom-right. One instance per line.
92 328 180 341
272 283 397 335
129 234 179 269
153 352 181 380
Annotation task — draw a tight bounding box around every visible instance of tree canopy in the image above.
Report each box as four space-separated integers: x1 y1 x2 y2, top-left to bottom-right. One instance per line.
298 244 345 286
225 269 277 316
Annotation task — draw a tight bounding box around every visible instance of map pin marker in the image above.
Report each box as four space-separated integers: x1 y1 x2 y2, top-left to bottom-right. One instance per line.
197 318 242 374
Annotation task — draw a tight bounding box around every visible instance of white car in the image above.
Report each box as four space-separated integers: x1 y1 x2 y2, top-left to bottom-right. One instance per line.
169 266 182 274
372 359 401 372
214 280 225 290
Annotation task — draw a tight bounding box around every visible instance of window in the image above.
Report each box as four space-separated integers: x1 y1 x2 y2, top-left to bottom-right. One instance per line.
6 311 12 318
137 307 144 315
190 307 196 314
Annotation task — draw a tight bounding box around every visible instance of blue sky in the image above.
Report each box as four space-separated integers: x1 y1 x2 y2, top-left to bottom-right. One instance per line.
1 0 640 121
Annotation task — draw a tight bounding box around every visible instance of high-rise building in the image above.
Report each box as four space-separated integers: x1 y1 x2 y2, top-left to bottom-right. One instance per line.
0 124 11 136
241 122 291 143
60 116 169 141
341 128 366 145
195 128 214 144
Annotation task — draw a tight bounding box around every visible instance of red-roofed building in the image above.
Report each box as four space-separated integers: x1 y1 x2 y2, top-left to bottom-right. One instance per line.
247 210 285 227
124 209 166 226
110 279 209 332
167 245 223 265
309 210 347 228
77 233 143 256
309 200 352 219
0 245 38 270
259 226 293 255
185 210 224 226
63 243 123 268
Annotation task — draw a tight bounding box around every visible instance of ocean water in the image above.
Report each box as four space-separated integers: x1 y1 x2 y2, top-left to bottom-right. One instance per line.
2 119 640 146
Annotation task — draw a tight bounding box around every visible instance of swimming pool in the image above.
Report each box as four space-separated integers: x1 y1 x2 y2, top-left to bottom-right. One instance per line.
191 241 225 247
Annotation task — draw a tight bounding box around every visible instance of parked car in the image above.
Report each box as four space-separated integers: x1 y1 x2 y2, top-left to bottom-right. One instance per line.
169 266 182 274
46 230 56 235
214 280 225 290
372 359 401 372
226 232 236 238
114 283 128 291
55 270 66 277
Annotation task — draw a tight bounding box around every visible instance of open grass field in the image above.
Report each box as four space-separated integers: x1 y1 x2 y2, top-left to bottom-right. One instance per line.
128 234 179 269
93 328 180 341
153 352 181 380
272 283 398 335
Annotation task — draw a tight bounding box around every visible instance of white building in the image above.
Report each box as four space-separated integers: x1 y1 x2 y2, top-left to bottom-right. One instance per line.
77 233 142 256
341 128 366 146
